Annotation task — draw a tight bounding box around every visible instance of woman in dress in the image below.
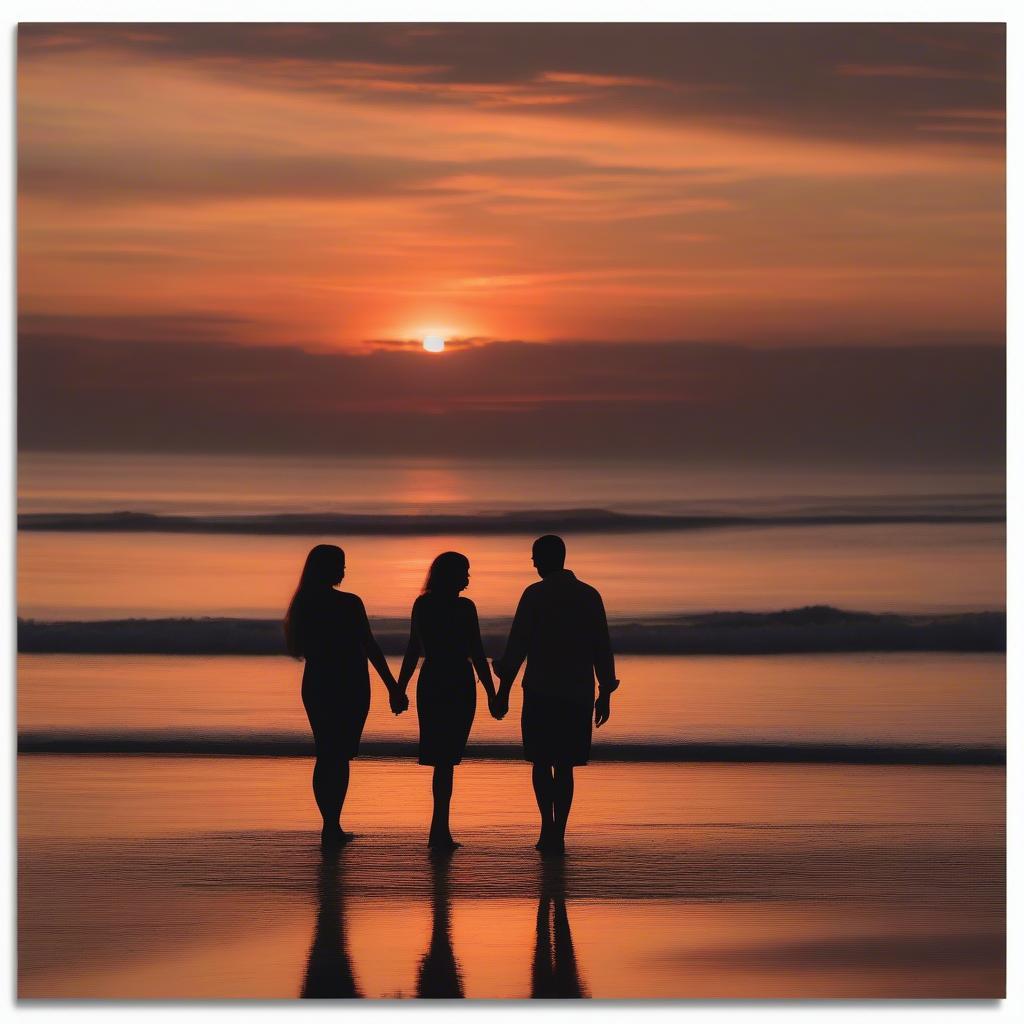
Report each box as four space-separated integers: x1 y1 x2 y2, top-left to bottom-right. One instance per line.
285 544 407 849
395 552 497 851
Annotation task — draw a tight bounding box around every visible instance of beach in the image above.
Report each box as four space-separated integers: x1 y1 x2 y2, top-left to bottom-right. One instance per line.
19 755 1004 999
15 18 1009 1005
15 451 1006 999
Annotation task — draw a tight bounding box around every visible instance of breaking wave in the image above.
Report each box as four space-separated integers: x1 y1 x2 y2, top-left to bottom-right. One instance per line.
17 606 1005 655
18 503 1005 536
15 730 1004 765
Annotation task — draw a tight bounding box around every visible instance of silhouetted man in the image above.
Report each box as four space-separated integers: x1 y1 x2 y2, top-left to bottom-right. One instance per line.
492 535 618 854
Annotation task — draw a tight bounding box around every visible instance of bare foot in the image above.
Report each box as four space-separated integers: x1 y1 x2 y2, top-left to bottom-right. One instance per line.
321 826 356 847
320 826 341 850
428 831 461 852
541 835 566 857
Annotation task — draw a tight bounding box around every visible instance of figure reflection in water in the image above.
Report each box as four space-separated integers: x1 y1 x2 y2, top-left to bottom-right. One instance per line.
301 853 362 998
531 857 588 998
396 552 498 850
416 852 466 998
284 544 408 851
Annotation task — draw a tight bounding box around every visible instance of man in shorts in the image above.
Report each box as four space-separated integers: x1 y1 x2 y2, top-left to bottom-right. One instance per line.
491 535 619 854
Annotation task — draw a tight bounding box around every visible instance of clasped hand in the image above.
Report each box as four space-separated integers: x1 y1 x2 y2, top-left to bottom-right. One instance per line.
388 684 409 715
487 689 509 721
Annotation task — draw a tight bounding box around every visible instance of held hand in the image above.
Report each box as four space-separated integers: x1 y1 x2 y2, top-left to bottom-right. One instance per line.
595 693 611 728
488 691 509 721
389 686 410 715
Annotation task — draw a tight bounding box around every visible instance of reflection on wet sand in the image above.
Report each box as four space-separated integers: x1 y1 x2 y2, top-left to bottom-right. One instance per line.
18 758 1004 998
416 852 465 998
299 847 590 999
301 853 362 998
532 857 587 998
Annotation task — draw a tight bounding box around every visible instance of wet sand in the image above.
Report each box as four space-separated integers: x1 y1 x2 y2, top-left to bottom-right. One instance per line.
17 652 1006 748
18 756 1004 999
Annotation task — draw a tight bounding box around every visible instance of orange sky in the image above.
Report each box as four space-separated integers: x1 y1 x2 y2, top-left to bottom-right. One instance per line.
18 23 1005 351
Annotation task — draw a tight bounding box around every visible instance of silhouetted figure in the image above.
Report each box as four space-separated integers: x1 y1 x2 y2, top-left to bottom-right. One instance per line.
285 544 406 850
492 535 619 855
301 854 363 998
531 858 587 998
396 552 497 851
416 852 465 998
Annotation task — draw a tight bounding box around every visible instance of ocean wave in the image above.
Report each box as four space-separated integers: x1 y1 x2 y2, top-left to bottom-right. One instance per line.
15 730 1005 765
17 607 1006 655
17 505 1005 536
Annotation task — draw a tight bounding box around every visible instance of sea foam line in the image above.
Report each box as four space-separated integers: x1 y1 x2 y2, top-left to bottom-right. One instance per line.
17 506 1005 536
15 731 1006 765
17 607 1006 655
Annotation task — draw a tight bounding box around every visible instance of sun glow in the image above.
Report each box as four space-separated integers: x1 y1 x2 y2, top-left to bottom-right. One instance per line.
422 335 446 353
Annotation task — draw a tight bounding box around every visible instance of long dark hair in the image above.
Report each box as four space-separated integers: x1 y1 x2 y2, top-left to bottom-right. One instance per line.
422 551 469 599
284 544 345 658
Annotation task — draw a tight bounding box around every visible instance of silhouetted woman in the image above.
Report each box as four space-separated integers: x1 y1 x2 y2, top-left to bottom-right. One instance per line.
396 552 497 851
285 544 405 849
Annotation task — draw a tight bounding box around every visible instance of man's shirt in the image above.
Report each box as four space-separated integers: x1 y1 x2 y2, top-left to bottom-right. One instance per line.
495 569 617 705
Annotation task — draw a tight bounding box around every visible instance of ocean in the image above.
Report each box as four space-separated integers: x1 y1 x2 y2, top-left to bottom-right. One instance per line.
16 451 1006 998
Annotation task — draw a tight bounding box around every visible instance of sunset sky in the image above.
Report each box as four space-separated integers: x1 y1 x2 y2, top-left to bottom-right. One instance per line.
17 23 1005 462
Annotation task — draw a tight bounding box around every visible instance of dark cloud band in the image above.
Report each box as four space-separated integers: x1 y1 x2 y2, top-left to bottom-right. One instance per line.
18 328 1004 465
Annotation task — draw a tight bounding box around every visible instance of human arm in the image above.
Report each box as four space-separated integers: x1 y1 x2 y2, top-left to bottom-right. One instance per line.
592 591 619 727
355 596 407 712
395 599 422 697
466 600 498 705
491 589 533 714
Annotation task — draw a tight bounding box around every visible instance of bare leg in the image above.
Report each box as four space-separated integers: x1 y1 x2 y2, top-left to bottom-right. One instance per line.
429 765 459 849
551 766 575 854
312 755 341 830
532 764 556 849
336 760 352 835
313 755 354 847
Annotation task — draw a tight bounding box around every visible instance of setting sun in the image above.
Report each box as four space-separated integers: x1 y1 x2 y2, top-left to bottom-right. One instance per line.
422 335 446 353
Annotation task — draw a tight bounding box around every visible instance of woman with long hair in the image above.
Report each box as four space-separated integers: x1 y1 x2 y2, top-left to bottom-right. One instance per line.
285 543 407 850
395 552 497 851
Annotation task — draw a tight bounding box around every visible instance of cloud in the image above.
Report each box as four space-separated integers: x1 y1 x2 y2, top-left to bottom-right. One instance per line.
18 328 1004 466
16 23 1005 349
836 63 1001 81
17 312 255 342
18 23 1005 146
18 148 708 205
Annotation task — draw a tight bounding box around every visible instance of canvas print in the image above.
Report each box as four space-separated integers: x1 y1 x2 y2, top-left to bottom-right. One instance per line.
16 22 1005 999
